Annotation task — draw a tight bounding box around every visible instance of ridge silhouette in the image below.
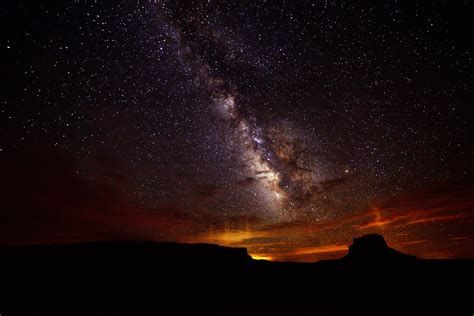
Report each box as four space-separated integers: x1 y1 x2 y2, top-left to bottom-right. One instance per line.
0 234 472 315
342 233 416 262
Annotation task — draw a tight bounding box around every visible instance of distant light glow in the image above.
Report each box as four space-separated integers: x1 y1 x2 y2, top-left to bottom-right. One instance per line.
250 254 273 261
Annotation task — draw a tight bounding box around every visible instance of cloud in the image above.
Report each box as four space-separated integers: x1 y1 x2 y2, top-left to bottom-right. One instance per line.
252 243 349 262
402 240 427 245
355 183 474 231
286 244 349 256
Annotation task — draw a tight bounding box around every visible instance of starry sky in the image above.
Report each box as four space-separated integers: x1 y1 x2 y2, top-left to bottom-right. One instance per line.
2 0 474 262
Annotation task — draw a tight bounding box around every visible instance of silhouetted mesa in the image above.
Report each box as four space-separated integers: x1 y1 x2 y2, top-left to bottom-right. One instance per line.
342 234 416 262
0 235 472 315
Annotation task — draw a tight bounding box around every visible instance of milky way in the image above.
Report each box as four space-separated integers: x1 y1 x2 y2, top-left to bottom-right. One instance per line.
156 7 329 220
2 1 474 261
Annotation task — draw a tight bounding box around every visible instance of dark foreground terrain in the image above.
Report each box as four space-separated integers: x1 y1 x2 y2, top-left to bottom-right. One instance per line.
0 234 472 315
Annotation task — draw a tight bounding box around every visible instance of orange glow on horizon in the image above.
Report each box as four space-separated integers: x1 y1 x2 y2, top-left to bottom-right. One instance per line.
249 254 273 261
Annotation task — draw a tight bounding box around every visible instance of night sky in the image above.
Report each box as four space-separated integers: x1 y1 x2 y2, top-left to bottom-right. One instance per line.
2 0 474 261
